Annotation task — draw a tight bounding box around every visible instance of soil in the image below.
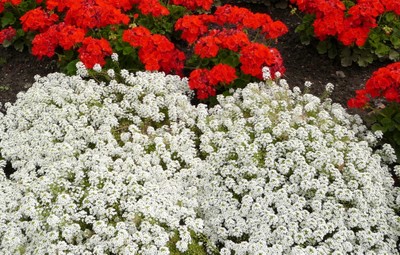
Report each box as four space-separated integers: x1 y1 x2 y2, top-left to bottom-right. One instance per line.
0 3 393 111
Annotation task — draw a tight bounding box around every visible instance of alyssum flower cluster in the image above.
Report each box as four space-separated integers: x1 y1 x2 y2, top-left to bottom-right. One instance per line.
0 65 399 254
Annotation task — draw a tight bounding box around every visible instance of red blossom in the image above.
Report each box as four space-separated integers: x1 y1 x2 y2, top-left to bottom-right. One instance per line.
78 37 113 68
171 0 213 11
209 64 237 85
175 14 214 44
261 20 288 39
131 0 169 17
217 29 250 52
240 43 285 79
348 62 400 108
122 26 152 47
31 26 59 59
188 69 216 99
57 23 86 50
64 1 129 29
194 33 221 58
0 27 16 44
20 7 59 32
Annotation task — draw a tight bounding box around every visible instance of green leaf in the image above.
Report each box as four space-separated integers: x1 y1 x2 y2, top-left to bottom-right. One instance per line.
328 45 337 59
122 46 133 55
1 12 16 27
374 43 391 57
382 106 397 118
380 117 395 131
371 123 385 132
66 60 79 75
385 12 396 23
391 35 400 48
341 56 353 67
393 112 400 123
393 132 400 145
389 50 399 60
316 41 329 54
13 40 24 52
221 55 240 67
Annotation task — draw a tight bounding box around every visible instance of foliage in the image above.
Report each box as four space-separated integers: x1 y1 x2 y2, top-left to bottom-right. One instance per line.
0 0 288 101
291 0 400 66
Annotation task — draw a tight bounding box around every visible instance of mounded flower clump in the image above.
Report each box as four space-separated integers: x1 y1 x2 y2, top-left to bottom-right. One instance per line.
0 66 399 254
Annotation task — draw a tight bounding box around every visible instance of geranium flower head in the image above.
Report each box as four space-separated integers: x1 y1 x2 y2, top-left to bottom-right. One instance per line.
57 23 86 50
0 27 16 44
194 34 221 58
348 62 400 108
20 7 59 32
78 37 113 68
31 26 59 59
171 0 213 11
209 64 237 85
189 69 216 99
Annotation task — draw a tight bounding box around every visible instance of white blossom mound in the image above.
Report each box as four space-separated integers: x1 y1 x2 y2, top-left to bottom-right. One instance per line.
196 81 400 254
0 71 206 254
0 68 399 255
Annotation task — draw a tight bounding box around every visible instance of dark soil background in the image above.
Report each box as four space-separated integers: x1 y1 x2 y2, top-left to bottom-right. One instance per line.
0 3 393 111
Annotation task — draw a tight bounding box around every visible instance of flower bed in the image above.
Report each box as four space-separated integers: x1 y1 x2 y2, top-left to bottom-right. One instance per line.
0 67 399 254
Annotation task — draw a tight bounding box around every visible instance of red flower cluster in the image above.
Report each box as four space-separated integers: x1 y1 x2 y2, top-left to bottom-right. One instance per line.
213 5 288 39
20 0 133 67
175 14 215 44
123 27 185 75
176 5 288 44
193 29 250 58
0 0 21 13
31 23 86 59
189 64 237 99
20 7 59 32
78 37 113 68
130 0 169 17
0 26 16 44
348 62 400 108
291 0 400 46
171 0 213 11
240 43 285 79
175 4 287 99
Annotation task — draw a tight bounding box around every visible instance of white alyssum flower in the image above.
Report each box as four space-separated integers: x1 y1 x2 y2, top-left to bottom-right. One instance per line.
111 53 119 62
194 79 400 254
0 70 206 254
0 69 399 254
76 61 88 77
262 66 271 80
107 69 115 79
304 81 312 88
325 83 334 93
92 63 102 72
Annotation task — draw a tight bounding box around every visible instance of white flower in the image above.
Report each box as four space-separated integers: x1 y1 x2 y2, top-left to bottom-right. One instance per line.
0 68 399 254
111 53 119 62
325 83 334 93
304 81 312 88
76 61 88 77
93 63 102 72
262 66 271 80
107 69 115 79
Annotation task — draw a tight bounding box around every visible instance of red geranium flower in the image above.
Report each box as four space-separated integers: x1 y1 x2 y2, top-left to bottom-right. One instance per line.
20 7 59 32
209 64 237 85
78 37 113 68
0 27 16 44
